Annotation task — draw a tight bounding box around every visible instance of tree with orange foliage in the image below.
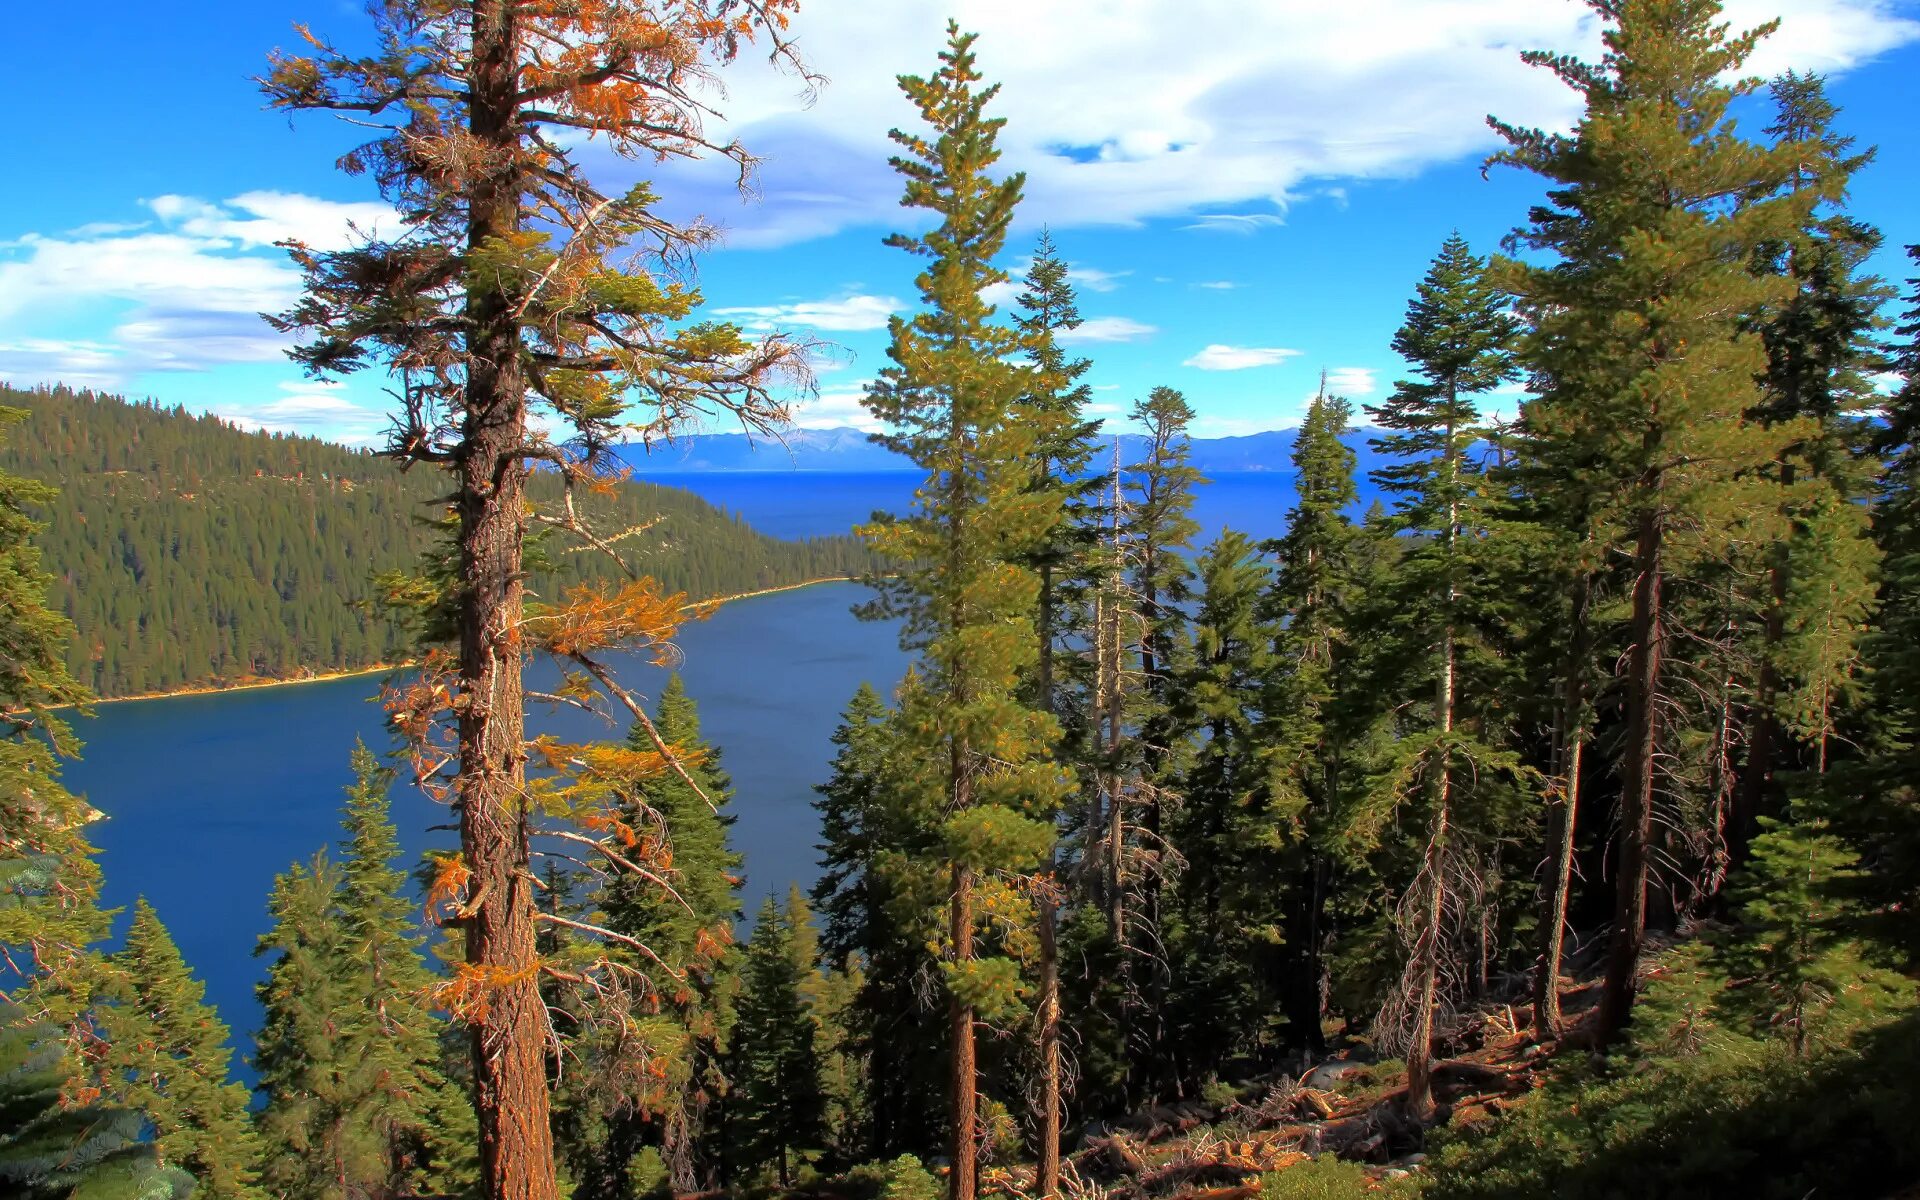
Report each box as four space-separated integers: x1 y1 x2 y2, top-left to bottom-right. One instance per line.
262 4 812 1198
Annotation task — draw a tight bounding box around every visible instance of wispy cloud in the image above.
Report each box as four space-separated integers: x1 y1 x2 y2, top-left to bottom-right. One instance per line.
713 293 901 332
213 381 391 447
1184 344 1303 371
1324 366 1378 396
1058 316 1158 344
1194 280 1242 290
1182 213 1286 235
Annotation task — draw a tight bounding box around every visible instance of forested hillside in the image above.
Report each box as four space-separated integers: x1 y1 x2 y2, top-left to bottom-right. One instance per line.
1 385 874 697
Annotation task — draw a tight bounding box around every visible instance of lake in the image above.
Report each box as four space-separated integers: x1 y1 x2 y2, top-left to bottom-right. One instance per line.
64 470 1320 1054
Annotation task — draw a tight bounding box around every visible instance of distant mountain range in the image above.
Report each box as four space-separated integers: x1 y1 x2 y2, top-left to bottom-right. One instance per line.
619 426 1396 477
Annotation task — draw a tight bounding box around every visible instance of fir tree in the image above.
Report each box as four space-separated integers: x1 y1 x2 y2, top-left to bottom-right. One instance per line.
1165 529 1276 1079
1491 0 1812 1044
253 747 475 1200
100 900 262 1200
1732 71 1887 857
859 27 1073 1199
811 684 946 1162
566 676 742 1196
733 890 829 1186
1262 385 1361 1059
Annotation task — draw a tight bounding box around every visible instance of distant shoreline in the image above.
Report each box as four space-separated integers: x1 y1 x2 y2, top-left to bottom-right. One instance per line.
63 576 857 710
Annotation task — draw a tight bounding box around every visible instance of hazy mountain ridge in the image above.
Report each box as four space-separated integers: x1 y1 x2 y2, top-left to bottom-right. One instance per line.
618 425 1399 477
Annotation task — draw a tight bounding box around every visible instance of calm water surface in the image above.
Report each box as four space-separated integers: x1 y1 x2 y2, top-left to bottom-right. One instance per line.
69 583 908 1046
68 472 1319 1050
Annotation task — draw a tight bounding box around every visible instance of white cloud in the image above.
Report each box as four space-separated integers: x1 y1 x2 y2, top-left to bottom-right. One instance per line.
1069 265 1129 292
213 382 391 447
792 381 884 431
1194 280 1242 290
613 0 1917 248
0 193 400 388
1325 366 1377 396
1058 316 1158 344
714 293 901 332
1184 344 1303 371
1182 213 1286 235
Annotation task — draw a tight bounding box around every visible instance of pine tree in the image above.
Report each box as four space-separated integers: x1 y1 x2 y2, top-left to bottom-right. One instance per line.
265 7 812 1194
99 900 262 1200
859 27 1072 1200
1732 71 1887 859
1491 0 1811 1045
1360 233 1521 1116
0 1001 194 1200
733 890 829 1186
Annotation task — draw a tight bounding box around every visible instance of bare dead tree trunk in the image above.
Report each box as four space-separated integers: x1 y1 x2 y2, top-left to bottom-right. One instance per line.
1598 504 1664 1047
1535 736 1583 1036
461 5 557 1198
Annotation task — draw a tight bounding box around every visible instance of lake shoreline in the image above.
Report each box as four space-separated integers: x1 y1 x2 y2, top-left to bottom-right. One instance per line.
65 576 858 710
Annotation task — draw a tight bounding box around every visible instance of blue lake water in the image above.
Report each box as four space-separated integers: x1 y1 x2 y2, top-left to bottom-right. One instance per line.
65 470 1327 1054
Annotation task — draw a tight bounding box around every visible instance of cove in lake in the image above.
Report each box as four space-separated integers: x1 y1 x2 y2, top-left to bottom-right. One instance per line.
66 470 1321 1055
69 582 909 1050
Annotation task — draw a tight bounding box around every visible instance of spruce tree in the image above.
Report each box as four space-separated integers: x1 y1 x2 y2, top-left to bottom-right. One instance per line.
733 890 829 1186
1491 0 1811 1044
100 900 262 1200
859 27 1072 1200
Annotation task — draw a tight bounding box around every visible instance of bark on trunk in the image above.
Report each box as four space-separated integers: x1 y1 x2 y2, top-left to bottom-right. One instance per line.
1535 577 1590 1038
1035 890 1061 1199
462 5 557 1198
1597 507 1663 1047
1406 621 1455 1121
948 861 977 1200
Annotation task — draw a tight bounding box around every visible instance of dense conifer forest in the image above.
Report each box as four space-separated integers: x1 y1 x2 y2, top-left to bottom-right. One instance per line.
0 384 875 697
4 2 1920 1200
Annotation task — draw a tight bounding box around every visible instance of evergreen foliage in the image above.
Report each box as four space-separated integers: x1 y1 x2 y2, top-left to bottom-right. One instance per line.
858 25 1075 1200
731 890 829 1187
98 901 261 1200
253 745 475 1200
0 1002 195 1200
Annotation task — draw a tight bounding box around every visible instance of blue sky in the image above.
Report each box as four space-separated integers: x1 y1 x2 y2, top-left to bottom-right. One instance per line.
4 0 1919 442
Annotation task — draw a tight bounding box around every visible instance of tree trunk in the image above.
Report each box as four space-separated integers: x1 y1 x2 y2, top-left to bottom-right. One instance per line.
948 861 977 1200
1732 481 1791 877
1598 507 1663 1047
1534 737 1582 1036
1535 577 1590 1038
462 4 557 1199
1406 621 1455 1120
1035 888 1061 1199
